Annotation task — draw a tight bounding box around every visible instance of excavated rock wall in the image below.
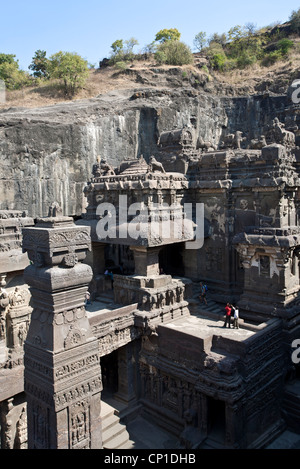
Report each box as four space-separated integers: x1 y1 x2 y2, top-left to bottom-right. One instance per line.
0 88 288 218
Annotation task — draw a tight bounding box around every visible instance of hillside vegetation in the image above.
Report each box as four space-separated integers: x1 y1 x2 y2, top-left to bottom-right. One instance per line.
1 11 300 109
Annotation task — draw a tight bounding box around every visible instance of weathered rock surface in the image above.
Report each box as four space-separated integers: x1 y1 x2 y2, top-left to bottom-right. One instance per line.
0 86 288 218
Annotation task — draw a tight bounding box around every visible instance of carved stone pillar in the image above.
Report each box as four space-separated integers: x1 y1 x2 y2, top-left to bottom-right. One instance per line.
6 287 31 352
0 281 9 343
0 398 14 449
22 211 102 449
114 343 137 406
130 246 160 277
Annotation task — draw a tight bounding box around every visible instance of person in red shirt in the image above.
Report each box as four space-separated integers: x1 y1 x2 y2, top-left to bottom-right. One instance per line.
223 303 232 328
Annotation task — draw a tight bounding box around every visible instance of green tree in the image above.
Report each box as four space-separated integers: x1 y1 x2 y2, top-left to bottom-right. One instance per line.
28 50 50 78
123 37 139 60
111 39 124 54
154 40 193 65
277 38 294 55
124 37 138 53
206 43 227 70
48 51 89 96
208 33 227 46
109 39 124 64
227 25 246 42
155 28 181 43
290 8 300 34
244 22 257 36
193 32 207 51
0 53 17 65
142 41 157 54
0 54 30 89
210 52 226 71
109 37 139 64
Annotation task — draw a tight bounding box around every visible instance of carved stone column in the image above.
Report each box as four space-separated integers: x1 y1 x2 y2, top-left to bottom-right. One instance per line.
114 343 137 406
130 246 160 277
22 211 102 449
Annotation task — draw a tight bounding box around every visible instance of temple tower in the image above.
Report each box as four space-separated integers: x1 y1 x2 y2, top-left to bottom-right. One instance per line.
22 206 102 449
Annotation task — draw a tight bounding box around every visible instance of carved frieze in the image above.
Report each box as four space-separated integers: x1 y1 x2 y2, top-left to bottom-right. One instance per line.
54 376 102 411
97 326 140 356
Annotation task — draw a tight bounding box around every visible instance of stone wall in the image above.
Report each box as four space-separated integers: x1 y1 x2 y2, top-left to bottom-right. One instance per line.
0 89 288 219
139 318 284 448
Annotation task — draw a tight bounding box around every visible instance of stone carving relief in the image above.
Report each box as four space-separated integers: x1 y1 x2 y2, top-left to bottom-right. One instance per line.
32 403 49 449
70 400 90 449
62 252 79 268
250 135 267 149
220 131 246 149
9 287 30 307
197 136 217 152
15 407 28 449
64 325 85 349
265 117 295 147
148 156 166 173
93 156 115 177
0 287 9 340
54 376 102 411
48 202 63 218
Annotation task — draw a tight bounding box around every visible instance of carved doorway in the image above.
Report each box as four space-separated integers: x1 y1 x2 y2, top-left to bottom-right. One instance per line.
207 397 226 443
101 350 119 396
159 243 184 276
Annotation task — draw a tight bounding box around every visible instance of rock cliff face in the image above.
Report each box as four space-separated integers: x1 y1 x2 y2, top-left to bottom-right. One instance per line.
0 86 288 218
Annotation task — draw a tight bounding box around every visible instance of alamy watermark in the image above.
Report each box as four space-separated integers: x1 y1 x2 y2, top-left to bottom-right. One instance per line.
292 339 300 364
291 79 300 104
0 79 5 104
95 196 205 249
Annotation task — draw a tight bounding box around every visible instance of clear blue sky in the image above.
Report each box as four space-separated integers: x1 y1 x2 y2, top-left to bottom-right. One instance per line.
1 0 300 70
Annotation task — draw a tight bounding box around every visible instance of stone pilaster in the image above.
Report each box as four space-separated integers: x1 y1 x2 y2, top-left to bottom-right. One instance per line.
114 343 138 406
22 211 102 449
130 246 160 277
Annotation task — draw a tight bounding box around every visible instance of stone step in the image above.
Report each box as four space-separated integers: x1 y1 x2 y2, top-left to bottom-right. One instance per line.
102 423 130 449
118 439 135 449
102 413 121 432
101 400 131 450
101 401 116 420
96 295 114 304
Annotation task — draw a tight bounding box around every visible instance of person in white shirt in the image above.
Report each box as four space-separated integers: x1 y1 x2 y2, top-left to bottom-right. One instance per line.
232 305 239 329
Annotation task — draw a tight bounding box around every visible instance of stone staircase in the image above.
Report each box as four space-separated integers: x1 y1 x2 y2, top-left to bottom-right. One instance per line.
188 285 224 320
101 400 134 449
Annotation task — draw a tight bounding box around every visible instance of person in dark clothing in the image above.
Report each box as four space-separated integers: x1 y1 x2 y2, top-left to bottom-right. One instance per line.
223 303 232 328
108 271 114 289
199 282 208 305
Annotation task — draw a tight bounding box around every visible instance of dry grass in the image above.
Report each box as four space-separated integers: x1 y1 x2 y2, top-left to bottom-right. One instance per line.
0 67 143 110
0 60 205 110
213 38 300 90
214 57 300 86
0 49 299 110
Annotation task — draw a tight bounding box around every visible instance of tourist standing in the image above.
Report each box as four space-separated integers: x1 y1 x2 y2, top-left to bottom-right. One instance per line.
85 291 91 306
223 303 232 328
232 305 239 329
199 282 208 305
